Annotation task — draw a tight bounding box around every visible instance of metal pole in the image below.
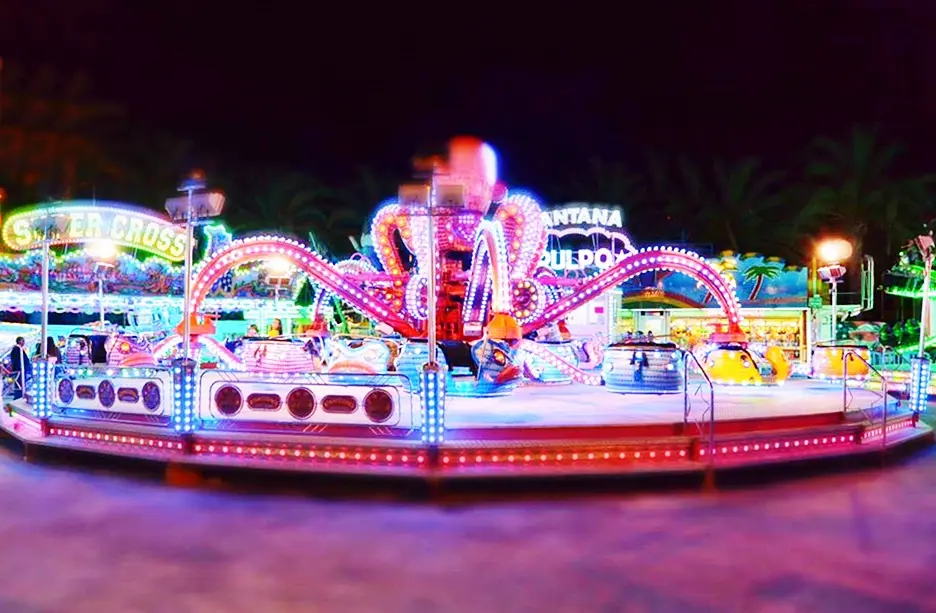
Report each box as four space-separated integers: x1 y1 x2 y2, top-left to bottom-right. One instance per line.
919 256 933 359
842 350 848 412
882 376 888 450
181 192 194 361
98 278 105 325
426 184 437 366
682 350 689 426
829 280 838 342
40 238 50 359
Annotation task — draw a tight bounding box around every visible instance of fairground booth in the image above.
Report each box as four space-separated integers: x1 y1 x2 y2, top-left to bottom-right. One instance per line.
0 202 305 344
539 203 813 362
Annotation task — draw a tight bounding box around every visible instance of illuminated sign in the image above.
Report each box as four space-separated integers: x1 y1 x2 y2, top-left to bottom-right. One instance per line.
540 247 632 271
541 204 623 229
2 201 187 261
540 204 635 272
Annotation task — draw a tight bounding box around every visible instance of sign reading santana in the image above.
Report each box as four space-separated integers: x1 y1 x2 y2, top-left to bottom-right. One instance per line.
2 202 187 261
541 204 624 229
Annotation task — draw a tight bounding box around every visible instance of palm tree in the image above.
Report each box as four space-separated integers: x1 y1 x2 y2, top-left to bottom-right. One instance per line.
307 208 369 257
742 260 784 301
709 159 786 252
112 130 193 206
228 170 338 237
342 165 397 210
559 157 647 214
650 156 786 253
0 64 125 201
647 154 707 241
803 127 928 260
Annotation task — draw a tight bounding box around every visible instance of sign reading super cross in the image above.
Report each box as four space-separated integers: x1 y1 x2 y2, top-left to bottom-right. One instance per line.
2 201 187 261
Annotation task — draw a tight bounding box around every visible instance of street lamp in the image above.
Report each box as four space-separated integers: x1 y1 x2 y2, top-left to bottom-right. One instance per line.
817 238 853 342
912 234 935 358
87 240 117 326
908 233 935 415
165 172 225 363
35 212 70 359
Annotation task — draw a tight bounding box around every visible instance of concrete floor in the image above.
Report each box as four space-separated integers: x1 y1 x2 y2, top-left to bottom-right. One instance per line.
2 438 936 613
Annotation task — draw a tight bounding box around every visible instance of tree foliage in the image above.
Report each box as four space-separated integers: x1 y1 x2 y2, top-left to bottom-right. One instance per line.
1 63 932 272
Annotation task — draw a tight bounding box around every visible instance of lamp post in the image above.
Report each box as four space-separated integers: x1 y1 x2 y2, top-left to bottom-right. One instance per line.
87 240 117 326
909 234 935 414
816 238 853 342
398 183 438 363
164 175 224 435
913 235 935 358
35 212 69 358
165 172 225 361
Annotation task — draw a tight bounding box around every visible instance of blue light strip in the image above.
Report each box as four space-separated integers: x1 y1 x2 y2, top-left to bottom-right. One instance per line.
420 364 446 444
909 357 931 414
32 358 54 419
171 360 198 432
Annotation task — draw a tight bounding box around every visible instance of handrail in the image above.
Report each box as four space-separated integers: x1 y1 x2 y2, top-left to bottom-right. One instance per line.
843 349 888 450
875 346 907 370
1 364 27 401
683 350 716 465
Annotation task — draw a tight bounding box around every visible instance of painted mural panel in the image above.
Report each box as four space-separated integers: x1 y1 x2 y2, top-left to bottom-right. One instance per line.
619 252 808 308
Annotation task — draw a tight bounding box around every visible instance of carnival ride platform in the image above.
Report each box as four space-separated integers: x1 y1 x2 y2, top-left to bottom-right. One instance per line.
1 378 930 482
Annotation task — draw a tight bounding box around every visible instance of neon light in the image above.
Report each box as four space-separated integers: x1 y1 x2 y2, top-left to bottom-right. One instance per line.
546 225 638 251
518 340 602 385
909 358 931 413
540 247 632 271
525 246 743 334
494 192 548 279
190 235 420 337
0 290 302 315
2 202 187 261
541 205 623 229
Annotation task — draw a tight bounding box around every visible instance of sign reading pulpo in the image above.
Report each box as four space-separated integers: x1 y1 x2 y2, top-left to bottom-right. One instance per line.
2 201 188 261
540 204 635 271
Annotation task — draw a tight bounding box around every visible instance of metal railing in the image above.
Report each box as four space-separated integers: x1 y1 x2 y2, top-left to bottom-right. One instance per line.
683 350 715 464
843 349 888 449
873 346 907 370
1 366 26 401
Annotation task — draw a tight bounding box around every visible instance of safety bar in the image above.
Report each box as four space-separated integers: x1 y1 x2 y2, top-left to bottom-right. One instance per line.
843 349 888 449
683 350 716 463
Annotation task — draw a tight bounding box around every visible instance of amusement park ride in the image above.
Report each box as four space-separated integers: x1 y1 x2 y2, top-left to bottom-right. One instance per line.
0 137 931 482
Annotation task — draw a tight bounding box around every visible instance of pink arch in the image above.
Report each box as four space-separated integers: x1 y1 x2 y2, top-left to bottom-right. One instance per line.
190 236 420 337
523 247 743 334
464 222 510 324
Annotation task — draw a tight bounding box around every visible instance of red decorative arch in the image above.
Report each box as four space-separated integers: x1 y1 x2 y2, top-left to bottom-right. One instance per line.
190 236 420 337
523 247 743 334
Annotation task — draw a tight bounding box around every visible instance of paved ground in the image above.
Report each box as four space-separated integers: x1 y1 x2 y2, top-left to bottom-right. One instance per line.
2 437 936 613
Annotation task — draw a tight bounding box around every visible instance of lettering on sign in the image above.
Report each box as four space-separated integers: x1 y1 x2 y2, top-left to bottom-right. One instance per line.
541 204 623 229
1 202 187 261
539 248 631 271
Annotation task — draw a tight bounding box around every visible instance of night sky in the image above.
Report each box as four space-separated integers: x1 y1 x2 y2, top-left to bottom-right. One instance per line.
2 0 934 185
